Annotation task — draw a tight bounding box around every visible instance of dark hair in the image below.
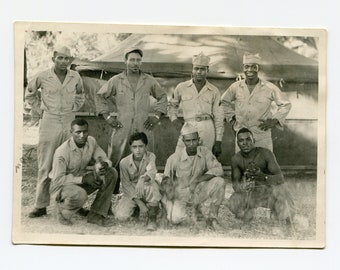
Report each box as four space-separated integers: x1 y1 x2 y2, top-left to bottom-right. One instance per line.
71 118 88 129
125 50 143 60
129 132 148 145
237 127 253 137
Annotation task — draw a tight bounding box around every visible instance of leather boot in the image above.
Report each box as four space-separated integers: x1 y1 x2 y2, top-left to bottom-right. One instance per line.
29 207 47 218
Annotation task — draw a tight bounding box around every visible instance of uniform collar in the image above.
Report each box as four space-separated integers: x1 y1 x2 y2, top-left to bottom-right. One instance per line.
127 151 150 167
69 137 89 151
180 146 203 161
187 79 213 91
48 67 74 79
240 78 265 88
119 70 147 80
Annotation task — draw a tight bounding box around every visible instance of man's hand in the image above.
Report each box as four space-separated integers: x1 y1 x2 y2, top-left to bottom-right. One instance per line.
135 177 145 198
189 181 197 193
97 161 109 176
172 118 184 131
135 200 149 215
258 118 279 131
82 172 103 189
105 116 123 129
144 116 160 131
212 141 222 158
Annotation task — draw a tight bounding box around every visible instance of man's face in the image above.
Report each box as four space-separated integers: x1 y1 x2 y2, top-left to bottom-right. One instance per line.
243 63 259 80
130 139 146 160
237 132 255 154
125 52 142 74
71 124 89 148
192 65 208 83
52 52 71 71
182 132 200 156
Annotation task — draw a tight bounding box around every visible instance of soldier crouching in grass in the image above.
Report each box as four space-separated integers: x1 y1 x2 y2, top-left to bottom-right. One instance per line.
161 123 226 232
50 119 118 227
228 127 295 224
114 132 162 231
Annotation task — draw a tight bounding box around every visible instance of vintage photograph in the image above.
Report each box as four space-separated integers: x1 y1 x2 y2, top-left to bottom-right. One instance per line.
13 22 326 247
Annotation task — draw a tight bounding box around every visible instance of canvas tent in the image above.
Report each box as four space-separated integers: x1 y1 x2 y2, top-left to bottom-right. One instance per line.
74 34 319 169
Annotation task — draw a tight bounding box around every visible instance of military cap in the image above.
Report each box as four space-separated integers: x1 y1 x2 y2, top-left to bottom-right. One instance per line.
53 45 72 57
243 52 261 65
181 122 198 136
192 52 210 66
124 46 143 58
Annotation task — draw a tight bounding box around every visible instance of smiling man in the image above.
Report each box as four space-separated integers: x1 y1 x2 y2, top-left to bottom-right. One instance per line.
115 132 161 231
50 119 117 226
25 46 85 218
169 52 224 157
95 47 167 191
221 53 291 151
228 128 295 223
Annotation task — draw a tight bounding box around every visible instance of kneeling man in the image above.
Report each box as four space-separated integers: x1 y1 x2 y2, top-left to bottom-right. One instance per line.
115 132 162 231
162 123 226 230
228 127 295 223
50 119 117 226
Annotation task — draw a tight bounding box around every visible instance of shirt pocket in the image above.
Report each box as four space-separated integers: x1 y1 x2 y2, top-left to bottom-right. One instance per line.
181 94 193 103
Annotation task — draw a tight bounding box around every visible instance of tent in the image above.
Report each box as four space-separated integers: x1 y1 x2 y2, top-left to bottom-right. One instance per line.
74 34 319 168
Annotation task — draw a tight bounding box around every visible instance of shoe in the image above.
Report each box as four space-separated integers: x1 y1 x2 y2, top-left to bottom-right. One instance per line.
28 207 47 218
56 205 73 226
77 208 90 217
146 220 157 231
87 212 115 227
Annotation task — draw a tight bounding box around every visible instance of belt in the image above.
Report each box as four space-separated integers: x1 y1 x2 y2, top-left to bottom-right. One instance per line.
185 115 212 122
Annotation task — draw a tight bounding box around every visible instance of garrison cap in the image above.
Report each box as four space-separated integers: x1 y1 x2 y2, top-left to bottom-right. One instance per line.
53 46 72 57
124 46 143 58
192 52 210 66
181 122 198 136
243 52 261 65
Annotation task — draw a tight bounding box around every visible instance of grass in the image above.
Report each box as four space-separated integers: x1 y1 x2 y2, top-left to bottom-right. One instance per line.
20 143 316 241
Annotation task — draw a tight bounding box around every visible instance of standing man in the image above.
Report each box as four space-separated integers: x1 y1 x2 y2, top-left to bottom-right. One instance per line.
50 119 117 226
95 47 167 173
162 123 226 230
115 132 162 231
25 46 85 218
228 128 295 223
221 53 291 151
168 52 224 157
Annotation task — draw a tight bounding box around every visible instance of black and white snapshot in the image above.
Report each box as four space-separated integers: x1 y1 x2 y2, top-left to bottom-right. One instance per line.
13 22 326 248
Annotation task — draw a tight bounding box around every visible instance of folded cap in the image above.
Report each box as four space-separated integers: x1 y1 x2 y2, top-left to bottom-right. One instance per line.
124 46 143 58
192 52 210 66
53 46 72 57
243 52 261 65
181 122 198 136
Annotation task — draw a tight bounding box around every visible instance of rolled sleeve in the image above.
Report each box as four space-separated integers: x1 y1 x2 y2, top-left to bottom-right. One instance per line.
271 87 292 127
212 91 224 141
95 78 116 115
205 151 224 177
168 86 181 121
25 75 43 116
72 75 85 111
151 80 167 115
220 86 236 123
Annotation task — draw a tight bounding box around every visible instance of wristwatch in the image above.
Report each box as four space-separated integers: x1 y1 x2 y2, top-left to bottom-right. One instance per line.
106 115 111 120
154 114 160 119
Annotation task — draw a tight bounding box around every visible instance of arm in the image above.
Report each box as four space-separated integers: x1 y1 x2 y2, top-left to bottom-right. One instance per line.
271 86 292 127
231 155 243 192
205 150 224 177
140 153 157 182
50 152 83 194
220 85 236 123
92 140 112 168
119 161 137 198
95 78 116 117
25 75 43 117
150 78 167 117
72 74 85 112
168 84 181 122
212 90 225 142
264 150 284 185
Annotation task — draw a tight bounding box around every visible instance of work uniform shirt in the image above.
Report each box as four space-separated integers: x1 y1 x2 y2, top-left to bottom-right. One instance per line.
25 67 85 116
169 79 224 141
221 79 291 137
164 146 224 190
95 71 167 130
49 136 112 194
119 151 157 199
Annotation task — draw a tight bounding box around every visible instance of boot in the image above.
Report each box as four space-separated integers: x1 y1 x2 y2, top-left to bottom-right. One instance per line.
29 207 47 218
146 206 159 231
87 211 115 227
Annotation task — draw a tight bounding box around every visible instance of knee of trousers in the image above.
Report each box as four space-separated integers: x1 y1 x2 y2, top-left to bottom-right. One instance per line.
114 199 135 221
228 192 247 214
59 185 88 210
105 167 118 187
167 201 187 225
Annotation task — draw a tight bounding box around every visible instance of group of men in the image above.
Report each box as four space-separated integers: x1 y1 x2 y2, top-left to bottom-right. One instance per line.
25 44 294 232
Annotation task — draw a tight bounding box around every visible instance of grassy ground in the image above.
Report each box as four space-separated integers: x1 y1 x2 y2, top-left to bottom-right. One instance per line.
20 137 316 240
